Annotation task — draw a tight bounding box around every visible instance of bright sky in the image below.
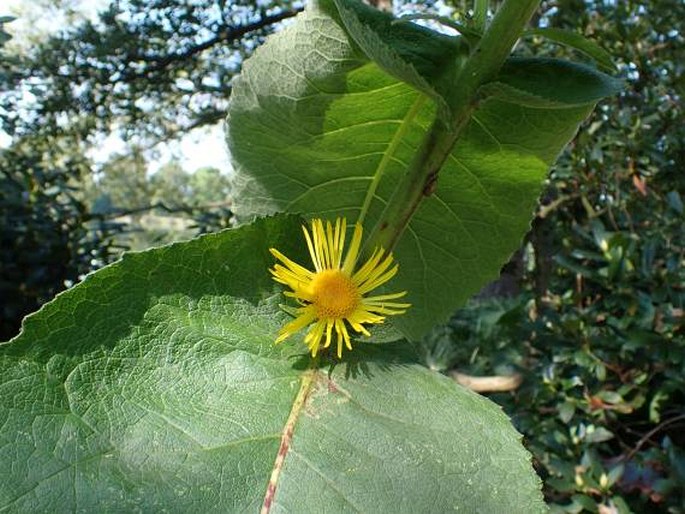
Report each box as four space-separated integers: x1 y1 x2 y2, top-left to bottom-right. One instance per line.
1 0 232 175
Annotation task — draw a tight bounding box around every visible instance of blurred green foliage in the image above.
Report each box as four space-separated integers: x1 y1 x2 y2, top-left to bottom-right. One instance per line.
0 0 277 339
0 131 233 340
82 150 234 251
0 132 123 340
0 0 301 144
421 0 685 511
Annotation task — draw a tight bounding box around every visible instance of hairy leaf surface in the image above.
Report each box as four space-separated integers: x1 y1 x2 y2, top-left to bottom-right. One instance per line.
0 216 544 512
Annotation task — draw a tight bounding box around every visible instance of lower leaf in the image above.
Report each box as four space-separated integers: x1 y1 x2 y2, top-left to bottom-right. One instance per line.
0 215 544 512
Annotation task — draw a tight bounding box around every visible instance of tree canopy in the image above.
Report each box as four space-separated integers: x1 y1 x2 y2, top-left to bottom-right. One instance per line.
1 0 303 144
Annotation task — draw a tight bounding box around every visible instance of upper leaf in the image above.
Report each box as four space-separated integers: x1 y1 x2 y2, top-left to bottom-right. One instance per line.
0 215 545 512
481 57 623 108
395 14 482 46
227 3 614 339
524 27 617 72
319 0 468 120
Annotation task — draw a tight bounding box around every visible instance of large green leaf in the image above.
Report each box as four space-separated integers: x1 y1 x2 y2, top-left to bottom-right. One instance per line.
226 2 615 340
482 57 623 108
523 27 617 72
0 216 545 512
319 0 468 120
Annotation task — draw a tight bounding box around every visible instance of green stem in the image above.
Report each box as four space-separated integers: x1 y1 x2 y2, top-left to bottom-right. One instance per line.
362 116 463 255
473 0 489 32
365 0 540 253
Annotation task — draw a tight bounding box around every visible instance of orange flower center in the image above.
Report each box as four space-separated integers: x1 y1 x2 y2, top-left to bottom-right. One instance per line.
310 269 359 319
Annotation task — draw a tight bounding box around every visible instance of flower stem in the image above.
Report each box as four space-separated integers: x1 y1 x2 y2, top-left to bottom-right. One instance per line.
365 0 541 253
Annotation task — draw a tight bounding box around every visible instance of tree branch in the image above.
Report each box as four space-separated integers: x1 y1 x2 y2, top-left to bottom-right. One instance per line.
450 371 523 393
621 413 685 462
122 8 304 81
84 201 233 222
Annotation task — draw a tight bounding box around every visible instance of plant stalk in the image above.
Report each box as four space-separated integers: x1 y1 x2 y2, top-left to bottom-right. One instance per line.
473 0 489 32
365 0 541 253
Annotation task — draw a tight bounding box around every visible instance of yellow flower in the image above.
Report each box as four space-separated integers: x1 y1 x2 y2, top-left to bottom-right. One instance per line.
270 217 410 358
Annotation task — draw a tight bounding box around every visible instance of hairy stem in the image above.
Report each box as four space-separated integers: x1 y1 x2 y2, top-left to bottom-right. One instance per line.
473 0 489 32
365 0 541 253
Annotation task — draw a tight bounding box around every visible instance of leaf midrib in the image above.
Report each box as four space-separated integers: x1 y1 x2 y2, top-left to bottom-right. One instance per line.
357 93 427 227
260 366 318 514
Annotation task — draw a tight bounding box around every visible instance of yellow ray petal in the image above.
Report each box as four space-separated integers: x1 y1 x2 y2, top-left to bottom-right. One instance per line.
351 247 385 285
276 307 317 344
302 223 322 272
342 222 363 274
357 264 399 295
270 217 409 359
269 248 313 279
312 219 329 269
362 291 408 302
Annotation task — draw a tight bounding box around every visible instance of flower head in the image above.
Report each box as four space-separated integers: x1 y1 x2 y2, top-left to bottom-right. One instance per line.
270 217 409 358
